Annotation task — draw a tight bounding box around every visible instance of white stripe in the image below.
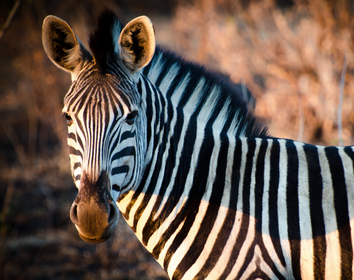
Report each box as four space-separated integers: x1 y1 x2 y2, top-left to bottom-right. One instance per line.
158 63 180 94
146 52 164 84
295 141 314 279
277 139 294 277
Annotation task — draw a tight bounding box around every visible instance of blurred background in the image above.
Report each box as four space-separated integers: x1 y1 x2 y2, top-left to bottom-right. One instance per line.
1 0 354 279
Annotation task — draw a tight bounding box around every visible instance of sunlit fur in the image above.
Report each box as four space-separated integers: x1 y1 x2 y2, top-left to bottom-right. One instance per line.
43 10 354 280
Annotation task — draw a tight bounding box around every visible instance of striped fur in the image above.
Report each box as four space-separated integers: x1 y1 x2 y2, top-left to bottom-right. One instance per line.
42 10 354 279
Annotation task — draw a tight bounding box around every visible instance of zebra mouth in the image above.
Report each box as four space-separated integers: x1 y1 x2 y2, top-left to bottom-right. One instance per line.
78 232 112 244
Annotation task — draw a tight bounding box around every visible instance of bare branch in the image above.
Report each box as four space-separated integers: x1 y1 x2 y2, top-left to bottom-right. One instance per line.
338 52 347 146
297 91 304 142
0 0 22 41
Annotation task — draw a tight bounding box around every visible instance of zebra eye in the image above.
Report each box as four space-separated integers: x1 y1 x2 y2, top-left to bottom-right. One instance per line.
126 111 138 125
63 113 73 126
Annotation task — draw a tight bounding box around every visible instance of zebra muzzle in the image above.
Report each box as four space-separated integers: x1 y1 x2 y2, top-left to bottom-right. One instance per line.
70 172 119 243
70 199 119 243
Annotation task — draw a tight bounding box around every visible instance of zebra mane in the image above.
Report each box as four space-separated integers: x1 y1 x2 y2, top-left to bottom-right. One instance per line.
89 10 267 138
143 46 268 138
89 10 122 73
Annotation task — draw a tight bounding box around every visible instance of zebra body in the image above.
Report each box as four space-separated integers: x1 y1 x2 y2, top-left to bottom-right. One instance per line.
42 10 354 279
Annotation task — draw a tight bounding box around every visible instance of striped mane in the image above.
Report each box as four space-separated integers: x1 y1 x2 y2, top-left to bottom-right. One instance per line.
143 46 268 138
89 10 122 74
87 10 267 138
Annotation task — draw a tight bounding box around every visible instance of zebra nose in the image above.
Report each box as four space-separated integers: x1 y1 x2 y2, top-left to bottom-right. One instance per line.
70 197 119 243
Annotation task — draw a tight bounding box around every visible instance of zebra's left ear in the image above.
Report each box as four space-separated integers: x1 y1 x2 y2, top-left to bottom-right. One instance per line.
119 16 155 73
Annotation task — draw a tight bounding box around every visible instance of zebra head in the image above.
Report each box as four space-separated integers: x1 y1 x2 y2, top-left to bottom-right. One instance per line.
42 11 155 243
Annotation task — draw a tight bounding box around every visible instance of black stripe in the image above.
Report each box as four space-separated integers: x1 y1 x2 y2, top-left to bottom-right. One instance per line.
68 132 76 141
142 78 153 143
255 139 267 235
112 184 120 192
68 146 83 157
286 140 301 278
304 144 326 279
166 67 187 99
73 162 81 170
248 268 272 280
75 118 86 145
111 147 135 162
154 57 171 88
325 147 352 279
77 133 84 151
268 139 286 267
120 130 136 140
111 165 129 175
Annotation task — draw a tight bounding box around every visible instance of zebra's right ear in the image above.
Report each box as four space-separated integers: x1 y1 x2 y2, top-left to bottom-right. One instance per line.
119 16 156 73
42 15 91 76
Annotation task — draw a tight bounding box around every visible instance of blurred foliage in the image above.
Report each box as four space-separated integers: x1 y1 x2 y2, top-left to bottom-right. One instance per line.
169 0 354 144
1 0 354 279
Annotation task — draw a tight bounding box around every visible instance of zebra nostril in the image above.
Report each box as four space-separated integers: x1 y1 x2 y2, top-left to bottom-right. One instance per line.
108 203 118 224
70 203 79 225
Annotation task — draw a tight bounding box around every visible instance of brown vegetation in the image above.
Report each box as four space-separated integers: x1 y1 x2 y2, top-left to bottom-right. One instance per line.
1 0 353 279
168 0 354 145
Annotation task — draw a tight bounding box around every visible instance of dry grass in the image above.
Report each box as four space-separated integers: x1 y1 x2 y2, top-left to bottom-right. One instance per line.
163 0 354 145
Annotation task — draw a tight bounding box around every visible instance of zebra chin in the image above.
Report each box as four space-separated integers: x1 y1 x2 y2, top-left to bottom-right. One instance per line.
78 231 112 244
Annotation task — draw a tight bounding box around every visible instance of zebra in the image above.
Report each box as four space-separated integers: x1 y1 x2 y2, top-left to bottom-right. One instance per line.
42 10 354 280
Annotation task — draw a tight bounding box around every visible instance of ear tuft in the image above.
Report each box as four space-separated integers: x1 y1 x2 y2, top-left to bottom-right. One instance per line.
119 16 156 73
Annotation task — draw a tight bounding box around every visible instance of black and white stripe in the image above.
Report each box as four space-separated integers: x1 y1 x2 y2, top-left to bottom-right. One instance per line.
43 10 354 280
